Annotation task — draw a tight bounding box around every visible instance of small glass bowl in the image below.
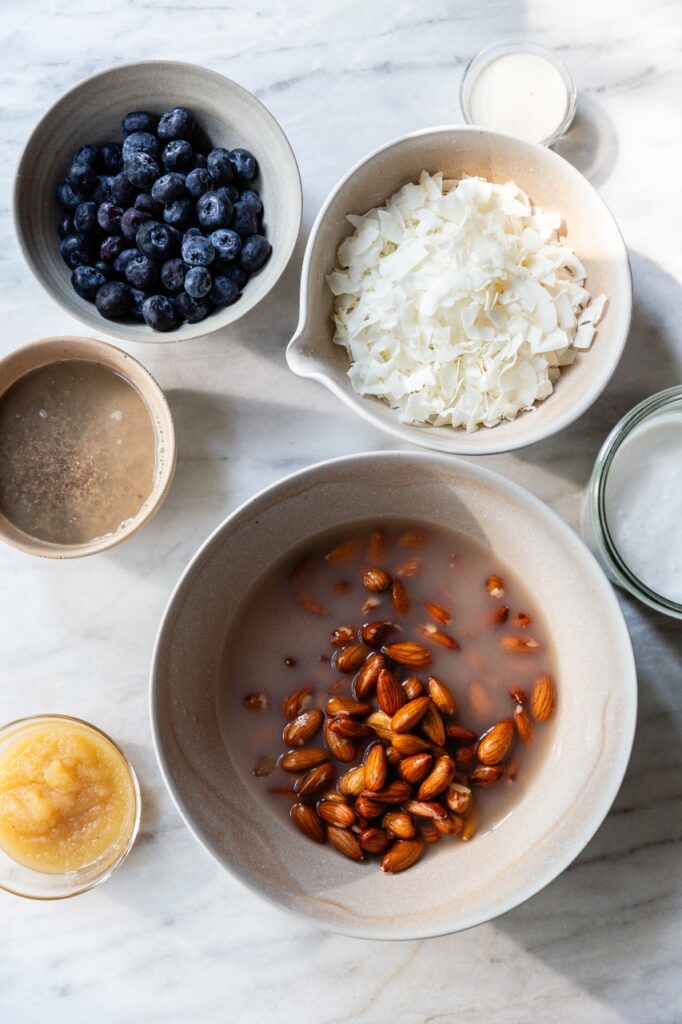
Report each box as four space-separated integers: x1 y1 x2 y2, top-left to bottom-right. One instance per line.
460 38 577 147
0 715 141 899
585 387 682 619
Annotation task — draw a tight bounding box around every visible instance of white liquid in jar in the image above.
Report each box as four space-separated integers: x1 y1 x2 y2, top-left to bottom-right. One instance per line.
604 409 682 603
467 51 570 144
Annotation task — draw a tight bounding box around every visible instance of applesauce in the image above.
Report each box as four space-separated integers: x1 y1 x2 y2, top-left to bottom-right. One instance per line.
0 718 138 874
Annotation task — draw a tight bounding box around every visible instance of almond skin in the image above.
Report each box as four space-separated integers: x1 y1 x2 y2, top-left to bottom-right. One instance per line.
360 621 389 647
361 781 412 803
327 826 364 861
324 719 357 763
398 752 433 784
338 764 366 796
403 799 447 820
294 761 335 797
454 743 476 770
427 676 457 717
486 574 505 598
376 668 407 716
420 703 446 746
391 733 430 756
326 696 372 717
318 800 356 828
243 692 269 711
336 642 369 673
383 810 416 839
381 838 425 873
327 715 373 739
502 634 540 654
445 782 472 815
515 612 532 628
280 747 329 773
424 600 451 624
365 710 395 741
283 709 324 748
418 820 441 843
470 764 503 786
490 604 509 627
282 687 312 719
391 579 411 616
359 827 390 854
383 642 432 668
420 624 460 651
355 794 383 818
418 755 455 801
514 703 534 743
461 808 478 840
477 719 515 765
364 742 388 792
446 723 477 743
363 568 391 592
390 696 431 733
531 674 556 721
291 802 326 844
402 676 423 700
330 625 355 648
434 813 463 836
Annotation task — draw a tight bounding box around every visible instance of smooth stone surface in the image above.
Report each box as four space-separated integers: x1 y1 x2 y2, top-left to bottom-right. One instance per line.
0 0 681 1021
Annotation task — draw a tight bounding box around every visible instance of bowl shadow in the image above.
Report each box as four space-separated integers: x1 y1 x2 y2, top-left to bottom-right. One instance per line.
553 93 619 189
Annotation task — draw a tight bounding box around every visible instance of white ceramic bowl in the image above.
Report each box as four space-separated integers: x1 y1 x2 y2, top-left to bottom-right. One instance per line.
287 127 632 454
151 451 636 938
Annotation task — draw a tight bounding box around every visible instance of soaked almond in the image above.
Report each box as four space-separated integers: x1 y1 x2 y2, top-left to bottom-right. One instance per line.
326 539 359 565
396 558 422 578
243 693 269 711
531 674 556 721
296 593 328 616
354 651 385 699
391 579 411 616
424 600 451 624
402 676 423 700
282 687 313 718
282 709 323 747
368 529 387 562
331 625 355 648
363 568 391 592
291 803 325 844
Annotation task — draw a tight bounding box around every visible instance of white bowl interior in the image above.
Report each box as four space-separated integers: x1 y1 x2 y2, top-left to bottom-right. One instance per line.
151 452 636 938
287 128 631 454
15 61 302 343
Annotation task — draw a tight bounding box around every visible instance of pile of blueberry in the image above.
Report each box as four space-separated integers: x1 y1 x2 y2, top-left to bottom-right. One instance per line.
56 106 271 332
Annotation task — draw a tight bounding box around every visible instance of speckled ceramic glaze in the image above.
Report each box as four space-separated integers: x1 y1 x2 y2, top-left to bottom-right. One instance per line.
151 451 637 938
287 127 632 454
0 335 175 558
14 61 302 343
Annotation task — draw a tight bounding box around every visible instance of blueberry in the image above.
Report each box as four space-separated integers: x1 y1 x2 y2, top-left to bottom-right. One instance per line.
134 192 163 217
113 248 140 275
184 265 212 299
162 140 193 172
215 262 249 290
97 202 123 234
181 233 214 267
122 111 159 136
142 294 176 331
163 197 192 228
229 148 258 181
100 142 123 174
217 184 239 205
184 226 202 239
166 225 183 250
129 288 148 321
210 228 241 261
92 175 115 205
99 235 127 262
67 162 96 194
73 202 100 236
136 221 178 260
56 181 83 211
111 172 138 207
58 215 74 239
240 188 263 216
124 253 158 291
95 280 131 320
193 153 208 169
185 167 212 199
209 275 239 307
157 106 195 142
124 152 159 189
196 190 232 230
174 291 210 323
151 172 186 204
122 131 160 162
240 234 271 272
60 233 94 268
207 147 233 185
120 207 152 241
73 144 99 168
71 265 106 301
160 258 187 292
94 259 115 280
231 201 258 240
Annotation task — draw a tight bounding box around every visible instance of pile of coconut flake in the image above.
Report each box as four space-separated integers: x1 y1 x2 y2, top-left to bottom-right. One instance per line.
327 172 607 431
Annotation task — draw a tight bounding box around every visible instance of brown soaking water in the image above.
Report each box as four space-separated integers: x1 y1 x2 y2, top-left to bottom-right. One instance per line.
0 360 156 545
219 520 558 848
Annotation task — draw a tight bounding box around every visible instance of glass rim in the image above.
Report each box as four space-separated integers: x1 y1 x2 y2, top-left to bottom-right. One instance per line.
459 37 578 147
0 713 141 900
589 386 682 618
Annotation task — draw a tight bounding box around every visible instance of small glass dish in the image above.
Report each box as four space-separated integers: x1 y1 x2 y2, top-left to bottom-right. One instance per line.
460 38 577 147
585 387 682 619
0 715 141 899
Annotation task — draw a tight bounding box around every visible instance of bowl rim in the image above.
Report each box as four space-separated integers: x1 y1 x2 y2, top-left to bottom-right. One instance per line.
150 449 637 939
287 124 632 455
0 333 177 558
13 59 303 345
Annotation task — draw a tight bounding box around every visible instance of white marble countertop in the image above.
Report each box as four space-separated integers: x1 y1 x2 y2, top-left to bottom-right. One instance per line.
1 1 681 1021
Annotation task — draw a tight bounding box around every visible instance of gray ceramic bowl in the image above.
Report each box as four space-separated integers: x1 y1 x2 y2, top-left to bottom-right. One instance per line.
151 451 636 938
14 61 302 343
287 127 632 454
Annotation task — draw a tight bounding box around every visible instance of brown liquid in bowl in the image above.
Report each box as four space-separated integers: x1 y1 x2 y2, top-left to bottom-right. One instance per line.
0 360 156 545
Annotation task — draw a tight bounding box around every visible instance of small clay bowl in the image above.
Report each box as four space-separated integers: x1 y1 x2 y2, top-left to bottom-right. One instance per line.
0 335 176 558
14 61 302 343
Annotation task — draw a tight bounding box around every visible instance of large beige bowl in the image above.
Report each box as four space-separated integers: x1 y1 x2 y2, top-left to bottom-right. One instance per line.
14 61 302 343
150 451 636 938
287 127 631 454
